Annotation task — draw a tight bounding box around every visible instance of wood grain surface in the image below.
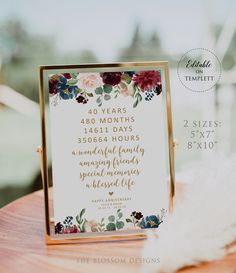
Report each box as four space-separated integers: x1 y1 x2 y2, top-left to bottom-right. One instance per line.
0 190 236 273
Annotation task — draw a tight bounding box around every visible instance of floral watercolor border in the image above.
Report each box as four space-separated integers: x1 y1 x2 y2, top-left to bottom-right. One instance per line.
55 208 166 234
49 70 162 108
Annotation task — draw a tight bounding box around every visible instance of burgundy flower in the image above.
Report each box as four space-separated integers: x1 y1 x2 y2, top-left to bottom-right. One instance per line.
49 79 59 94
154 84 162 96
131 211 136 217
101 72 122 86
55 222 63 234
63 225 78 234
131 211 143 220
70 225 79 233
76 95 88 104
133 70 161 92
62 73 71 79
134 212 143 220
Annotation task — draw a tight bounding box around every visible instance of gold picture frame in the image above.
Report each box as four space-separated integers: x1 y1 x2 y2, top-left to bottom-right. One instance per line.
38 61 175 245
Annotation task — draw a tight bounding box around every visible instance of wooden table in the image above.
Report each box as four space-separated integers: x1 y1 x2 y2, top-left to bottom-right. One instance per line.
1 190 236 273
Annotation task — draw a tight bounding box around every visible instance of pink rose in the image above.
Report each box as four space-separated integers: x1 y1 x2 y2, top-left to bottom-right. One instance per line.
77 73 103 92
85 220 98 232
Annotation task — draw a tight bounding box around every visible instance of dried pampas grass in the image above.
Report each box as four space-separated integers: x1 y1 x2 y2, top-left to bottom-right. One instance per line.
142 154 236 273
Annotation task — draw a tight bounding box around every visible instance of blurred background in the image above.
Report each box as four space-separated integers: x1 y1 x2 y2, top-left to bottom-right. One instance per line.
0 0 236 207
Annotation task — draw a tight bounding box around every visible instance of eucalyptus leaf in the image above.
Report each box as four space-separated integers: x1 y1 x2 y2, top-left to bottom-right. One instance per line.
118 212 123 219
96 96 102 103
126 218 132 223
104 94 111 101
95 87 103 95
108 215 115 222
106 223 116 231
87 93 94 97
116 221 125 230
103 84 112 93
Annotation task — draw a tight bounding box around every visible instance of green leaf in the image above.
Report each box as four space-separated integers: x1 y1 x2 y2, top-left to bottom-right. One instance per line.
118 212 123 219
101 218 104 223
76 215 80 224
106 223 116 231
120 81 127 90
68 79 78 85
104 94 111 101
96 96 102 103
91 227 98 232
81 220 86 232
108 215 115 222
80 208 86 218
116 221 125 230
95 87 103 95
98 103 102 107
117 209 121 213
73 88 79 97
137 93 142 101
114 91 119 98
126 218 132 223
133 98 139 108
103 84 112 93
71 72 78 79
121 73 132 84
87 93 94 97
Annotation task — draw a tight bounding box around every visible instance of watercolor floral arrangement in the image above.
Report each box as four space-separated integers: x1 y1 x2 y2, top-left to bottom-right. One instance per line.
49 70 162 108
55 208 166 234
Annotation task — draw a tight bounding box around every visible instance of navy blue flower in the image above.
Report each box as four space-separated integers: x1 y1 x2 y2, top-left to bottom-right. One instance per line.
125 71 135 77
57 76 69 91
140 215 162 229
56 76 79 100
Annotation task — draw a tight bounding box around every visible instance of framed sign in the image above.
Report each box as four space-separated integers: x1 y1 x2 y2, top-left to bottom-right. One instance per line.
38 62 175 244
